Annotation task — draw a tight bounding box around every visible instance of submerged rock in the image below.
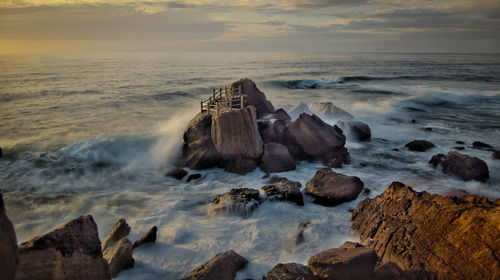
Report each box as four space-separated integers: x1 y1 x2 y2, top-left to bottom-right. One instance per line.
429 151 489 182
261 176 303 206
310 102 354 120
472 141 494 151
351 182 500 279
16 215 111 280
305 168 363 206
103 238 134 278
288 102 313 120
230 78 275 118
267 263 315 280
260 143 296 173
404 140 436 152
335 120 371 141
166 168 188 180
0 192 18 280
132 226 157 249
209 188 261 217
493 150 500 159
183 250 248 280
187 173 202 182
102 218 131 252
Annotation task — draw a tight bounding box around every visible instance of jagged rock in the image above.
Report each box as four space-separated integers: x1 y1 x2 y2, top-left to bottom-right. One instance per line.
187 173 202 182
267 263 315 280
404 140 436 152
429 151 489 182
261 176 303 206
374 262 407 280
335 120 371 141
183 250 248 280
472 141 493 151
132 226 157 249
166 168 188 180
262 108 292 124
209 188 261 217
103 238 134 278
351 182 500 279
493 150 500 159
182 112 223 169
211 106 263 175
230 78 275 117
340 241 364 249
102 218 131 252
0 192 17 280
310 102 354 120
16 215 110 280
260 143 296 173
283 113 348 165
258 120 282 144
454 146 465 150
288 102 313 120
305 168 363 206
307 241 378 280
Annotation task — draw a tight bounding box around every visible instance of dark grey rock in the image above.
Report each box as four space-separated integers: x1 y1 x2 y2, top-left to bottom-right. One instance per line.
187 173 202 182
260 143 296 173
267 263 315 280
261 176 303 206
183 250 248 280
166 168 188 180
429 151 489 182
405 140 436 152
473 141 494 151
132 226 157 249
305 168 364 206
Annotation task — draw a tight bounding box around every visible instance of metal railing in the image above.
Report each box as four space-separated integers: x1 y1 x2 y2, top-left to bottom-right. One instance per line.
201 84 246 115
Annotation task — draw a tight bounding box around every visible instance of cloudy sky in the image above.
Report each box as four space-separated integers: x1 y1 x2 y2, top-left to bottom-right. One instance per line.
1 0 499 53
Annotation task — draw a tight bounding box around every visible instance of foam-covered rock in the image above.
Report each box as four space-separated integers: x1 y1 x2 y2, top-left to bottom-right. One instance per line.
335 120 371 141
310 102 354 120
261 176 303 206
209 188 261 217
288 102 313 120
429 151 489 182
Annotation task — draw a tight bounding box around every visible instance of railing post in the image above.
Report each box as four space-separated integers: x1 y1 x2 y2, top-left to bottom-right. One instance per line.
201 101 203 113
240 96 244 109
239 85 242 94
212 89 215 100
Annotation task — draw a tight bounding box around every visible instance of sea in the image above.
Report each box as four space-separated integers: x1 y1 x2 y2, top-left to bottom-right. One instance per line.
1 52 499 279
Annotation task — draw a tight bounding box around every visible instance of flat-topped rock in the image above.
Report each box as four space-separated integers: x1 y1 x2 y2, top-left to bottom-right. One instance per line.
429 151 489 182
267 263 315 280
305 168 363 206
183 250 248 280
0 192 18 280
260 143 296 173
310 102 354 120
261 176 303 206
209 188 261 217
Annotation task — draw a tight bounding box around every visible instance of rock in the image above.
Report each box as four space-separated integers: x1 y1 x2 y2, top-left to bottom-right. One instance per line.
420 127 433 131
187 173 202 182
103 238 134 278
211 106 264 175
454 146 465 150
374 262 407 280
404 140 436 152
310 102 354 120
166 168 188 180
102 218 131 252
230 78 275 117
132 226 157 249
258 120 282 144
0 191 18 280
305 168 363 206
262 108 292 124
351 182 500 279
209 188 261 217
292 221 310 246
456 141 465 145
182 112 223 170
335 120 371 141
0 146 2 158
267 263 315 280
340 241 364 249
16 215 111 280
493 150 500 159
307 241 378 280
183 250 248 280
429 151 489 182
472 141 493 151
260 143 296 173
411 119 416 123
288 102 313 120
283 113 348 165
261 176 303 206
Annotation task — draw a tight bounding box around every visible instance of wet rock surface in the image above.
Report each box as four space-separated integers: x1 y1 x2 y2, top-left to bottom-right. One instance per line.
310 102 354 120
267 263 315 280
166 168 188 180
260 143 296 173
404 140 436 152
0 192 18 280
335 120 371 141
492 150 500 159
183 250 248 280
429 151 489 182
305 168 363 206
210 188 261 217
351 182 500 279
132 226 158 249
261 176 303 206
472 141 494 151
102 218 131 252
103 237 134 278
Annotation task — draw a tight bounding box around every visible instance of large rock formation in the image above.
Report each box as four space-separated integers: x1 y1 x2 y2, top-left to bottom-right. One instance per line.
351 182 500 279
260 176 304 206
335 120 371 141
305 168 363 206
429 151 489 182
183 250 248 280
310 102 354 120
230 78 275 117
16 215 111 280
267 263 315 280
260 143 296 173
0 192 18 280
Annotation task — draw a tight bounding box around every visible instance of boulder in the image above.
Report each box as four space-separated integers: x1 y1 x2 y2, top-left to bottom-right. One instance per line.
209 188 261 217
351 182 500 279
103 238 134 278
335 120 371 141
0 192 18 280
102 218 130 252
132 226 158 249
16 215 111 280
307 242 378 280
288 102 313 120
404 140 436 152
166 168 188 180
429 151 489 182
187 173 202 182
310 102 354 120
260 143 296 173
374 262 407 280
283 113 348 165
183 250 248 280
211 106 263 175
260 176 303 206
472 141 493 151
493 150 500 159
182 112 223 170
230 78 275 117
258 120 282 144
305 168 363 206
267 263 315 280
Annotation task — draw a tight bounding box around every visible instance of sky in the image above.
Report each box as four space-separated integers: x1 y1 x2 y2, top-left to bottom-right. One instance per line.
1 0 499 54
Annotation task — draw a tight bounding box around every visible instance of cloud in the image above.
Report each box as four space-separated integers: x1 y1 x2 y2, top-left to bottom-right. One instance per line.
284 0 369 9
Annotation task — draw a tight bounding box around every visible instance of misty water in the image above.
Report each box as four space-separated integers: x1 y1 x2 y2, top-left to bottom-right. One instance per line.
1 52 499 279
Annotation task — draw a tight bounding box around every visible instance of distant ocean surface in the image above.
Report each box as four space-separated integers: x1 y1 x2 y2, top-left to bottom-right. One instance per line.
1 52 499 279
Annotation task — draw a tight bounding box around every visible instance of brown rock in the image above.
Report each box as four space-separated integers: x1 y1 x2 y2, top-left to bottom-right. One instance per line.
209 188 261 217
307 242 378 280
267 263 315 280
258 120 281 144
374 262 407 280
183 250 248 280
16 215 110 280
429 151 489 182
261 176 303 206
351 182 500 279
230 78 275 117
260 143 296 173
132 226 157 249
305 168 364 206
0 192 18 280
310 102 354 120
102 218 130 252
103 238 134 278
335 120 371 141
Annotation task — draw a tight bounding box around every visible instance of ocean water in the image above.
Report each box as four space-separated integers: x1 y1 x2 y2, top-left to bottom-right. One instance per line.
1 52 499 279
